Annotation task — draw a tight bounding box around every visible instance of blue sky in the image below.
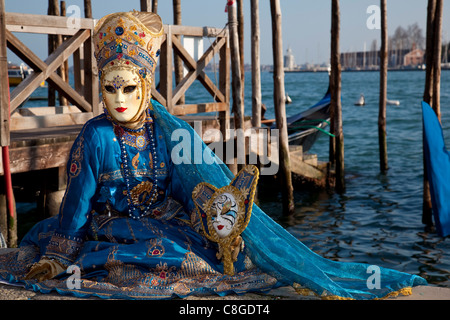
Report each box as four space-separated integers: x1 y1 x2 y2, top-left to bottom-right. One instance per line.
5 0 450 65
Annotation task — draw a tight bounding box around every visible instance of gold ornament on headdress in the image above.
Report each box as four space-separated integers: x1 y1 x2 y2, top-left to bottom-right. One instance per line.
94 11 163 80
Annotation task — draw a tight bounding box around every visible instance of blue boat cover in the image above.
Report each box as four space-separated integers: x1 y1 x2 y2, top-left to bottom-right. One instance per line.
422 101 450 237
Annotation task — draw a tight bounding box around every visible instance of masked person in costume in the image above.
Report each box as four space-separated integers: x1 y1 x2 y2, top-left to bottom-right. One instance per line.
0 11 426 300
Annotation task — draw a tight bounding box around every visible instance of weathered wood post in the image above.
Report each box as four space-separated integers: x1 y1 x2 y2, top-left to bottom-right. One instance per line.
152 0 158 14
432 0 443 116
378 0 388 173
0 0 16 247
228 1 245 173
251 0 262 128
140 0 153 12
173 0 184 104
59 0 68 107
237 0 245 106
423 0 436 106
48 0 59 106
228 1 244 131
270 0 294 214
84 0 92 19
330 0 345 193
422 0 443 230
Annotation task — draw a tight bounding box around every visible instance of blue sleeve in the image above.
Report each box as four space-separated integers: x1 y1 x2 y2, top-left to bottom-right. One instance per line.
44 123 102 265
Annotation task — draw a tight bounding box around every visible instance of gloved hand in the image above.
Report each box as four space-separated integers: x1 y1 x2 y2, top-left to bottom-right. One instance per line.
24 257 65 281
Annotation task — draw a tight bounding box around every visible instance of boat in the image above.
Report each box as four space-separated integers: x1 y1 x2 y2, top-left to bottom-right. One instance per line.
271 86 332 152
386 99 400 106
285 93 292 104
8 62 33 86
354 93 365 106
422 101 450 237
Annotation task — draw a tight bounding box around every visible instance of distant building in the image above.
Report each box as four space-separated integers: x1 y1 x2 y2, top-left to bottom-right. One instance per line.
403 45 424 66
284 47 297 71
340 48 417 70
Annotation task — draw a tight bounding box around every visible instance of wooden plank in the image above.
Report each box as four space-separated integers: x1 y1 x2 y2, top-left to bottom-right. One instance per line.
17 106 82 116
8 141 73 174
5 12 95 33
10 125 82 147
290 156 325 180
7 29 92 112
172 102 227 116
7 25 81 36
11 112 93 131
164 24 227 38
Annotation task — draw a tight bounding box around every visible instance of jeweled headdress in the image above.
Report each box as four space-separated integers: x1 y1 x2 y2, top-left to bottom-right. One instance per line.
94 11 163 82
94 11 164 128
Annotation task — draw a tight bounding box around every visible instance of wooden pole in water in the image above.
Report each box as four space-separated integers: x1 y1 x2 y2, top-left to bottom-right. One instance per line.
422 0 443 230
432 0 443 119
228 1 245 132
237 0 245 106
422 0 436 230
228 1 245 173
378 0 388 173
84 0 92 19
251 0 262 127
140 0 152 12
330 0 345 193
152 0 158 14
270 0 294 214
423 0 436 106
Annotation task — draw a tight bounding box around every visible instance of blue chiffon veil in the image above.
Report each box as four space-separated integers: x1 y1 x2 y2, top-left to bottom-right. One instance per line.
150 99 427 300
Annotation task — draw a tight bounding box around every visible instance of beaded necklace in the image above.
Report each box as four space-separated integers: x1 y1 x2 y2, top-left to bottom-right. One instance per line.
114 111 159 220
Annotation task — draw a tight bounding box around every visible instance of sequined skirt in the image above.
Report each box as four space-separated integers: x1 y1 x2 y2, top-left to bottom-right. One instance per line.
0 213 279 299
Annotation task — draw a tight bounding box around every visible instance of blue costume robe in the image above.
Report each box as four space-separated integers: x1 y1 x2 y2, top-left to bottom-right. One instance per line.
0 100 426 299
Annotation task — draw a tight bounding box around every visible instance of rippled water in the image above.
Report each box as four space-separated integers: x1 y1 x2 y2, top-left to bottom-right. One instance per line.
254 70 450 287
16 69 450 286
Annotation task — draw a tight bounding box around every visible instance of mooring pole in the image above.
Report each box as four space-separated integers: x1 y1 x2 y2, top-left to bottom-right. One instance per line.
378 0 388 173
330 0 345 193
251 0 262 128
270 0 294 214
422 0 436 229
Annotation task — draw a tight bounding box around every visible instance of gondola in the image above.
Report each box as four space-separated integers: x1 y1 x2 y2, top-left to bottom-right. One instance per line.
273 86 332 152
422 101 450 237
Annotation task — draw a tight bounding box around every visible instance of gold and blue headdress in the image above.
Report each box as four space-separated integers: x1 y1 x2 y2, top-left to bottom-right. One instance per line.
94 11 163 128
94 11 163 82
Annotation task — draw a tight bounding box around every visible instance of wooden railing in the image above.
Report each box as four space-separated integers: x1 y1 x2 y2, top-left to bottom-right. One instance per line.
3 12 99 138
0 11 230 144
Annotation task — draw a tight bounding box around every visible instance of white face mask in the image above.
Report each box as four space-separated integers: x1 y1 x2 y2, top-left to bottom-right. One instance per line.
101 68 143 123
211 193 238 239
